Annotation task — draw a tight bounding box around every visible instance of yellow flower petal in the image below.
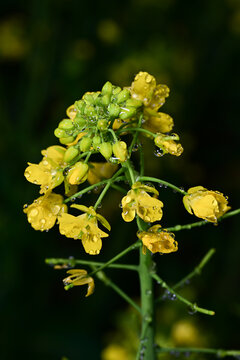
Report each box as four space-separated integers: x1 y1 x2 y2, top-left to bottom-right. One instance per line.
183 186 230 222
23 192 67 231
143 111 174 134
137 225 178 254
121 183 163 223
87 162 118 185
58 209 109 255
63 269 95 296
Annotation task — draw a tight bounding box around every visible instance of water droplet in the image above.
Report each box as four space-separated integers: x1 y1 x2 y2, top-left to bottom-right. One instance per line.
97 203 102 208
29 209 39 217
170 293 176 301
154 149 164 157
145 289 152 295
40 218 46 224
188 306 197 315
119 203 123 208
23 204 28 209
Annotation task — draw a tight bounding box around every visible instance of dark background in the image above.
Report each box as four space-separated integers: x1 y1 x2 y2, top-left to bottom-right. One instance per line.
0 0 239 359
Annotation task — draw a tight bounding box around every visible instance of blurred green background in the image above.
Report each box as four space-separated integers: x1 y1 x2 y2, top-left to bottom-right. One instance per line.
0 0 240 359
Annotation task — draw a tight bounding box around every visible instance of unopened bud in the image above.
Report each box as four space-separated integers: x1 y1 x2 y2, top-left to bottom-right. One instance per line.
74 115 86 129
125 99 142 108
80 137 92 152
102 81 113 96
54 128 68 138
60 136 75 144
97 119 108 131
58 119 74 130
112 86 121 95
83 93 95 104
101 94 111 106
84 105 95 117
99 142 112 160
112 141 128 162
116 89 130 104
92 135 101 150
64 146 79 163
108 103 120 118
119 107 136 120
67 162 89 185
75 100 85 114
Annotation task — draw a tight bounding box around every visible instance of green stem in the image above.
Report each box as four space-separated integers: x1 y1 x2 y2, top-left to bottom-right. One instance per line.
94 168 124 210
117 127 156 138
138 176 187 195
166 208 240 232
124 160 155 359
139 146 144 177
64 176 126 203
155 248 216 303
45 258 139 271
173 248 215 290
110 183 127 194
137 247 155 360
84 151 92 163
88 241 141 277
93 267 141 313
152 273 215 316
124 160 136 184
108 128 118 142
128 114 143 155
156 347 240 358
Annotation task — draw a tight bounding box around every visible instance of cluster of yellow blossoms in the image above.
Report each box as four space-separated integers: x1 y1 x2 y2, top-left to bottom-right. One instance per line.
24 71 230 294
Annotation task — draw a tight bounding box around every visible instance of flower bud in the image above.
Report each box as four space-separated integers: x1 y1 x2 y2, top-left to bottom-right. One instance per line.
112 86 121 95
75 100 85 114
66 162 89 185
99 142 112 160
80 137 92 152
66 104 77 119
119 107 136 120
97 119 108 131
102 81 113 96
84 105 95 117
83 93 95 104
74 115 86 129
108 103 120 118
101 94 111 106
116 89 130 104
54 128 68 138
112 141 127 162
64 146 79 163
92 135 101 150
125 98 142 108
58 119 74 130
60 136 75 144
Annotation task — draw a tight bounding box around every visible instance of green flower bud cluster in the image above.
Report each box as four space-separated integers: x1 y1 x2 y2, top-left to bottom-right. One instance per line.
53 81 143 163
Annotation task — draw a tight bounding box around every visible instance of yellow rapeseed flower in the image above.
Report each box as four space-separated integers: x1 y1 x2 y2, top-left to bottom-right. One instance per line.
130 71 169 110
121 182 163 223
87 162 118 185
130 71 173 135
154 133 183 156
137 224 178 254
23 191 67 231
24 146 66 193
101 344 132 360
112 141 128 162
183 186 230 223
58 205 110 255
63 269 95 296
66 162 89 185
143 110 174 134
